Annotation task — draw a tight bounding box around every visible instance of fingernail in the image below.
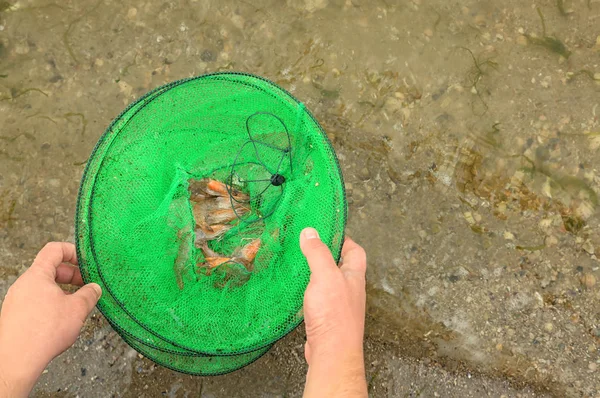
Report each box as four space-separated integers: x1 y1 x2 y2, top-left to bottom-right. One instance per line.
302 228 320 240
90 283 102 298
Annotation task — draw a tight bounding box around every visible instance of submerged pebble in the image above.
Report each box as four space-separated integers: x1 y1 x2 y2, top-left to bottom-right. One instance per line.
580 273 596 288
359 167 371 181
200 50 216 62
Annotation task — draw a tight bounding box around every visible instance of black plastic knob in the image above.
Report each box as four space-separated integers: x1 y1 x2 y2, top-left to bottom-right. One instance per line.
270 174 285 186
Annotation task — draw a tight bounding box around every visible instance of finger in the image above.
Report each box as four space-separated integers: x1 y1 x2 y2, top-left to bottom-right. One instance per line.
31 242 78 278
299 228 336 278
69 283 102 322
340 238 367 277
55 263 84 286
341 237 361 258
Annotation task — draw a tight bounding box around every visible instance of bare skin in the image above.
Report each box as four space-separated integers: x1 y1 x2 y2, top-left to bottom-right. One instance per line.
0 229 367 398
0 242 101 398
300 228 368 398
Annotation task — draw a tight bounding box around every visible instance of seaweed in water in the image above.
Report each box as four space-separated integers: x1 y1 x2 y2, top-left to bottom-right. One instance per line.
120 53 138 77
0 87 49 101
562 214 585 234
526 35 571 58
64 112 87 135
25 112 58 124
72 158 88 166
0 189 18 229
0 151 24 161
557 0 569 16
0 199 16 229
458 47 499 115
525 8 571 58
566 69 600 82
62 0 102 64
516 243 546 251
521 154 598 220
0 1 11 13
0 132 35 142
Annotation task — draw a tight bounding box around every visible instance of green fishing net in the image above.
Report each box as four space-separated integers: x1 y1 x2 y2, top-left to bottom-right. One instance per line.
76 72 346 374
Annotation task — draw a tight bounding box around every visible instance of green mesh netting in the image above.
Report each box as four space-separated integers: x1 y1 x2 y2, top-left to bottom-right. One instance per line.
76 72 346 374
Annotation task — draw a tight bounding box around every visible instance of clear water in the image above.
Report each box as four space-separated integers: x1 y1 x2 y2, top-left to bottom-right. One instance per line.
1 0 599 396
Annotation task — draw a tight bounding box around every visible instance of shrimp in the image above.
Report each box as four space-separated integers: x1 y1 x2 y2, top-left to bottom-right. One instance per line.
188 179 210 202
196 239 261 274
206 179 249 202
196 241 231 275
238 239 261 263
192 200 238 227
230 239 261 272
198 241 219 257
174 227 192 290
194 223 232 244
205 208 239 225
188 177 258 281
206 179 230 196
204 257 232 268
190 178 251 246
188 178 249 202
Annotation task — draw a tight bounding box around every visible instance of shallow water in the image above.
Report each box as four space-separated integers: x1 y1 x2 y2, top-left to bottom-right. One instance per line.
1 0 599 396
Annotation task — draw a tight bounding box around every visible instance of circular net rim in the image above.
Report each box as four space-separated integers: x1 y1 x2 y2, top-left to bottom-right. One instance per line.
75 71 347 360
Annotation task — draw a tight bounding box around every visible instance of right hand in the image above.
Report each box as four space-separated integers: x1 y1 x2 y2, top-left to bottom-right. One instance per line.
300 228 368 397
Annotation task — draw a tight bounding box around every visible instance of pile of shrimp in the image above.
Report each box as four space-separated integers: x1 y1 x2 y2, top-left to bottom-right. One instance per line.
188 178 261 275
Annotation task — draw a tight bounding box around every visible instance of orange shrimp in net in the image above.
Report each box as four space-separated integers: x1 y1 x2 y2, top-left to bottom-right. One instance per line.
238 239 261 263
189 178 249 202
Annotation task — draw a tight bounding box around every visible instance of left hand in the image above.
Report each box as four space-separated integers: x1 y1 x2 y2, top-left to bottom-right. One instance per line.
0 242 102 398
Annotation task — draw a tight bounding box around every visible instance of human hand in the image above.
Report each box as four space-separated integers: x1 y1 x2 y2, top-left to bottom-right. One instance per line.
300 228 367 398
0 242 102 398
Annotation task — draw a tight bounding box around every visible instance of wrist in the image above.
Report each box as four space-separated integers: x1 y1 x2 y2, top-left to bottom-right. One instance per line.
0 334 45 397
0 361 36 398
309 335 364 364
304 346 366 397
305 363 367 397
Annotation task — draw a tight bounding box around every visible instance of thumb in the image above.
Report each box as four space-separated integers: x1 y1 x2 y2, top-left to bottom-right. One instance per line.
300 228 336 278
70 283 102 322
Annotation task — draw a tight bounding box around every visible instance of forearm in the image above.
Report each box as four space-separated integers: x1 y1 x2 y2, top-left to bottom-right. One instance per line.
0 362 38 398
304 350 367 398
0 334 44 398
0 242 101 398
